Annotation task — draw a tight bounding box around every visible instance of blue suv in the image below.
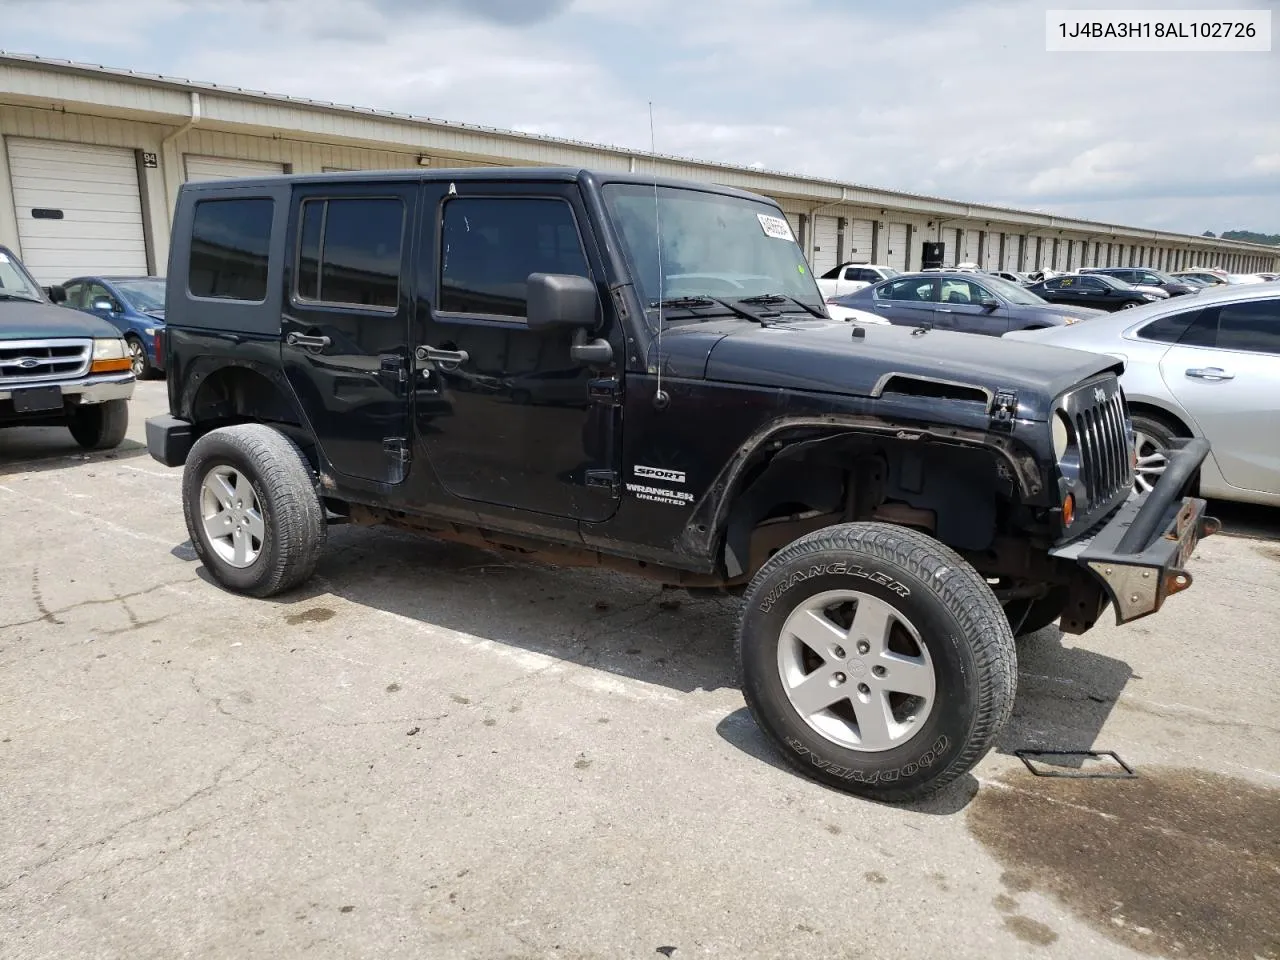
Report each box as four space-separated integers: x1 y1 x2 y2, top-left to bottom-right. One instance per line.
61 276 167 378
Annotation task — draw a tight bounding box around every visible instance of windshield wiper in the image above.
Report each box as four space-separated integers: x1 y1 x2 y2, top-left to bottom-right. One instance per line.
0 293 42 303
652 296 769 324
736 293 825 319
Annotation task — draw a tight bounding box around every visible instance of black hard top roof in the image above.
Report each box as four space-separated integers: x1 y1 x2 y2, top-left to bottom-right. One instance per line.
178 166 778 206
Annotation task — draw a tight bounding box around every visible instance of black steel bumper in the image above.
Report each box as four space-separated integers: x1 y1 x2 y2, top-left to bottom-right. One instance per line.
145 414 194 467
1051 437 1219 631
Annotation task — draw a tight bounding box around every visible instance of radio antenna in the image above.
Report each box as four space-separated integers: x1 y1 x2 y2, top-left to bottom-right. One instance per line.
649 101 669 410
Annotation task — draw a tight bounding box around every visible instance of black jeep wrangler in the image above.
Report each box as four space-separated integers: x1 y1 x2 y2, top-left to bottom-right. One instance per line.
146 168 1215 801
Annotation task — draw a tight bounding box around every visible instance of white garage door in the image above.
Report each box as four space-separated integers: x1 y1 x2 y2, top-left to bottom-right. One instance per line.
811 215 839 275
1001 235 1018 270
981 232 999 270
845 219 874 262
886 224 908 271
6 138 149 285
184 155 286 182
960 229 981 265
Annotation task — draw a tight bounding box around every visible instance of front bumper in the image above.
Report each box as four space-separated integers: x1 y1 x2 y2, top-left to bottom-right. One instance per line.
0 373 135 404
1050 437 1218 632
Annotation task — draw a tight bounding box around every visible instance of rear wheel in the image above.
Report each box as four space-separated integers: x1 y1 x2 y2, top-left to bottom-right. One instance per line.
67 399 129 450
183 424 326 597
736 522 1016 802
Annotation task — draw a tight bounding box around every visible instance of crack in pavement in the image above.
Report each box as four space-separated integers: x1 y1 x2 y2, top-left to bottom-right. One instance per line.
1 577 197 633
0 745 272 895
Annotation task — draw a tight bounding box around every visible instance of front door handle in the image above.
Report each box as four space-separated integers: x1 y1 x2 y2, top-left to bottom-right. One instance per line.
1185 367 1234 381
874 302 891 309
416 345 470 368
286 332 331 349
937 307 953 312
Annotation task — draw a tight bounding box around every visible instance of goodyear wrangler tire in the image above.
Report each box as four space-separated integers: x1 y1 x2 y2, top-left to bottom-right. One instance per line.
736 522 1016 802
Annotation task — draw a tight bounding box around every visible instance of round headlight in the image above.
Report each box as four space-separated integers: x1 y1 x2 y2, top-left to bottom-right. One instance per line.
1052 411 1073 460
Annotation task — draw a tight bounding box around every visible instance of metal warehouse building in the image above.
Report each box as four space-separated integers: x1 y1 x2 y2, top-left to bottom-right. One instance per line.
1 52 1276 285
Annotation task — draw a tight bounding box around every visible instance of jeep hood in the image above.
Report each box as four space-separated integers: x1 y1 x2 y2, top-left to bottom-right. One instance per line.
692 319 1122 422
0 300 121 340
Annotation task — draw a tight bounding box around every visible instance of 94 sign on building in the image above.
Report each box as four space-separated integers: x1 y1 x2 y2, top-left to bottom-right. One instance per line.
1046 9 1271 51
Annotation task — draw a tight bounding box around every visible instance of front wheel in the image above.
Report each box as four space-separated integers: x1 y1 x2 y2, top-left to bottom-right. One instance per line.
736 522 1016 802
67 399 129 450
125 335 153 379
1120 301 1139 309
182 424 326 597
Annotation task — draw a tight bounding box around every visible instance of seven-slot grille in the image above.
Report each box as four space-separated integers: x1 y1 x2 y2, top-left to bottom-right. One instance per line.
0 339 92 387
1069 380 1132 505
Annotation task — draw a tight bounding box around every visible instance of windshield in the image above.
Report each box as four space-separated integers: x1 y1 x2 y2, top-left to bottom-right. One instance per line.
980 275 1046 305
602 184 822 321
113 278 167 312
0 248 46 301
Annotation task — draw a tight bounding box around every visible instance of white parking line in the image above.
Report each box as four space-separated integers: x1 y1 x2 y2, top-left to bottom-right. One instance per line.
0 483 174 547
121 464 180 480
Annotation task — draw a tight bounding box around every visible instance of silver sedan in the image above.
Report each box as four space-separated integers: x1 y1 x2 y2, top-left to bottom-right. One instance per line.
1005 285 1280 507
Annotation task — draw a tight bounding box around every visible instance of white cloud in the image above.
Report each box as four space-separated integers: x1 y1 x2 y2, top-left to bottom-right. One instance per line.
3 0 1277 234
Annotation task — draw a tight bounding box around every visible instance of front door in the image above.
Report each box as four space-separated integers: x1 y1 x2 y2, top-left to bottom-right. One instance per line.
1159 298 1280 494
281 183 417 485
410 181 622 522
934 277 1010 336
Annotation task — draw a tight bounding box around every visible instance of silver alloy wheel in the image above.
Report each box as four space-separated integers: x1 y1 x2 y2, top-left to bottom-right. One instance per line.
776 589 936 752
1133 429 1169 494
200 465 265 568
128 339 146 376
1121 302 1139 309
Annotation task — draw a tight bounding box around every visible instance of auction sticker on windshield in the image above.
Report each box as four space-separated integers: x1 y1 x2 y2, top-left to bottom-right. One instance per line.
757 214 795 241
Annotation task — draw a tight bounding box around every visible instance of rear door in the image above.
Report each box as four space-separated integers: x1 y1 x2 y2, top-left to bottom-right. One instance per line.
280 182 417 485
1159 298 1280 494
870 276 938 326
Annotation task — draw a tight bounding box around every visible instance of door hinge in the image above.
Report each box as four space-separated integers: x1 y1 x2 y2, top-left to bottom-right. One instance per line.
588 377 622 405
383 437 411 462
585 469 619 494
990 389 1018 433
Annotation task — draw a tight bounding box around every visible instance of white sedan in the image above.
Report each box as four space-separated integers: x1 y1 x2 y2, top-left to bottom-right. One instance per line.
1005 285 1280 506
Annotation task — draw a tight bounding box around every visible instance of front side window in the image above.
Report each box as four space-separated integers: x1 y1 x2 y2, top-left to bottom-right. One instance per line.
602 184 821 319
439 197 588 318
1181 300 1280 354
295 197 404 309
189 198 274 301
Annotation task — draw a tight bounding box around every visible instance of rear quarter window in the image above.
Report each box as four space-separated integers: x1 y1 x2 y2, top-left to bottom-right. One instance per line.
188 198 275 302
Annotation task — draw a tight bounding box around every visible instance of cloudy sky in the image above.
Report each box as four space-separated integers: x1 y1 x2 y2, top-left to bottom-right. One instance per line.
4 0 1278 234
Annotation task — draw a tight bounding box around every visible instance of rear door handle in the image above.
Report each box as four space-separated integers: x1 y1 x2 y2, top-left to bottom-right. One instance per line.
415 345 470 368
286 332 331 349
874 302 891 309
937 307 953 312
1185 367 1234 381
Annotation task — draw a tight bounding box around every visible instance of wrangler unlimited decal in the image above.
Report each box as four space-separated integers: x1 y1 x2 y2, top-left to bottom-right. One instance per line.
758 562 911 612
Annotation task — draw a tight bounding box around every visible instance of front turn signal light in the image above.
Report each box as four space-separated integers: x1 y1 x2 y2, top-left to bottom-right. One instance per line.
1062 493 1075 527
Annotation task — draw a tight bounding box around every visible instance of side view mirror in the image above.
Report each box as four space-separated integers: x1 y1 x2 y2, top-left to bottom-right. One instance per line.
526 273 612 366
92 298 116 313
45 284 67 304
978 296 999 310
527 273 597 332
